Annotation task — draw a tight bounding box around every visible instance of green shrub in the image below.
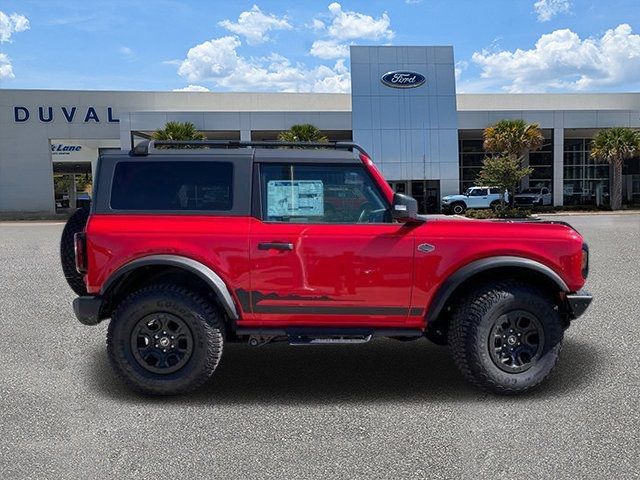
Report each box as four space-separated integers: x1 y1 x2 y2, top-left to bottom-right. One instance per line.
465 208 531 219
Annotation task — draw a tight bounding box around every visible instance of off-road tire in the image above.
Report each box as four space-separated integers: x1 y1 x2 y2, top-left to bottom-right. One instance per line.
490 200 503 212
448 281 563 395
107 284 224 396
60 207 89 295
451 202 466 215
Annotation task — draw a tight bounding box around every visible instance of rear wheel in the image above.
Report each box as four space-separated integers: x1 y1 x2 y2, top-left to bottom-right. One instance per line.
107 284 224 395
490 200 503 211
60 207 89 295
450 202 466 215
448 281 563 394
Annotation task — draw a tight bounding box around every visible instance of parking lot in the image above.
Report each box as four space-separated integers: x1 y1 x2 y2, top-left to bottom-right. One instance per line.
1 214 638 479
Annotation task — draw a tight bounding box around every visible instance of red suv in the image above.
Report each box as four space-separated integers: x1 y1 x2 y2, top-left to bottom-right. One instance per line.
61 140 592 396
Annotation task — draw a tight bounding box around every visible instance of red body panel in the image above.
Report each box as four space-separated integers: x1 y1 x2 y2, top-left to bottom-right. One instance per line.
85 215 252 299
247 218 415 327
83 155 587 330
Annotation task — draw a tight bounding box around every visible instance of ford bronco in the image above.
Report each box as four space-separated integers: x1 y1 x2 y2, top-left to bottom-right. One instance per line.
441 186 507 215
62 140 592 396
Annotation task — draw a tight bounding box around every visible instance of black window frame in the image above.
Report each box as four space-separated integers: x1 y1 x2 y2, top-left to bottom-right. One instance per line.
256 162 393 225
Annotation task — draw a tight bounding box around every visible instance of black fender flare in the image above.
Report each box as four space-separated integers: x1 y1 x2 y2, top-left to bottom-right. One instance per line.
426 256 569 322
101 254 239 320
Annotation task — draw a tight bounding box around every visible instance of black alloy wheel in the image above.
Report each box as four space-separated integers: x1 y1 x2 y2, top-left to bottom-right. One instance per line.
131 313 194 374
488 310 544 373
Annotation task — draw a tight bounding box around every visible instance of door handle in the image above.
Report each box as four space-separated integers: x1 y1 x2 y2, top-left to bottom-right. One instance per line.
258 242 294 251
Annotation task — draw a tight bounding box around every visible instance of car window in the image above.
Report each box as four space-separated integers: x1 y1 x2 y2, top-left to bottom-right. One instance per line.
469 188 486 196
261 164 390 223
489 188 500 194
542 188 549 194
111 161 233 211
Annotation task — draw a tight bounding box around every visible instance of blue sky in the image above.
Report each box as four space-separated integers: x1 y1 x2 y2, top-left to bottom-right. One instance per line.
0 0 639 93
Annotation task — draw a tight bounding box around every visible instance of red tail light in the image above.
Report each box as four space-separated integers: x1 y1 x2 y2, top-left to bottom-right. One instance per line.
74 232 87 274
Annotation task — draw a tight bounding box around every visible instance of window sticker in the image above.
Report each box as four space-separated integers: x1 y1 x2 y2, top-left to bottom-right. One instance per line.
267 180 324 217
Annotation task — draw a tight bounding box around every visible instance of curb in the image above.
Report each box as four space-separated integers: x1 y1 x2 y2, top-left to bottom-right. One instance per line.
536 210 640 217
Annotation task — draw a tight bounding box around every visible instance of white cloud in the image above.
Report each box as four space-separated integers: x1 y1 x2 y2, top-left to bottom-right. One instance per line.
471 24 640 92
177 35 350 93
0 52 14 80
454 60 468 82
309 18 325 32
218 5 291 45
308 3 394 60
0 11 29 81
309 40 350 60
178 36 243 82
173 85 211 92
325 2 393 41
119 46 135 59
0 11 29 42
405 0 423 4
533 0 571 22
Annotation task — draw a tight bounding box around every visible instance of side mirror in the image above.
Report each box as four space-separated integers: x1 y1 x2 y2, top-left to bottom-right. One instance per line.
392 193 422 223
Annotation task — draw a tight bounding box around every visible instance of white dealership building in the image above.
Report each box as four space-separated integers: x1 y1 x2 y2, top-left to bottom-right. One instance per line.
0 45 639 213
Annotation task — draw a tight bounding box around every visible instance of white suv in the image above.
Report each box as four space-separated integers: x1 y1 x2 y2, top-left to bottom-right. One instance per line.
441 187 507 215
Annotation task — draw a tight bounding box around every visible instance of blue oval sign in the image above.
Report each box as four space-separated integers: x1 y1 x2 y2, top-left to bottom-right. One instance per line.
380 71 426 89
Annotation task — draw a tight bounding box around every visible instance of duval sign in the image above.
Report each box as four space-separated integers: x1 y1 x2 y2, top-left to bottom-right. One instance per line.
380 71 426 89
13 106 119 123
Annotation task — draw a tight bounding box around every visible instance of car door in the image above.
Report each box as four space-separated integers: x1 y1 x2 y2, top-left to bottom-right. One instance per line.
247 161 416 327
467 188 488 208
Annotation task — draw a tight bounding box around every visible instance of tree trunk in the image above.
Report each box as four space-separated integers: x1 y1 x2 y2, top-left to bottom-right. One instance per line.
610 158 623 210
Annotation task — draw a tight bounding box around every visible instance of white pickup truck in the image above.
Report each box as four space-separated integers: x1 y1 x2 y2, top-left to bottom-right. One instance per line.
514 187 552 206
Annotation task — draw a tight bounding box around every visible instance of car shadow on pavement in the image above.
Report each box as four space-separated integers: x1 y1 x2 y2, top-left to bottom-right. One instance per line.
90 337 599 405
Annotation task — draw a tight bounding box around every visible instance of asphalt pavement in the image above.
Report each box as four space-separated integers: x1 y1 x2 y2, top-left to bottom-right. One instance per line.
1 214 638 479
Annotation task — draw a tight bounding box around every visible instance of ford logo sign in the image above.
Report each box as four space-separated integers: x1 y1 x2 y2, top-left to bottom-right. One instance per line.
380 71 426 89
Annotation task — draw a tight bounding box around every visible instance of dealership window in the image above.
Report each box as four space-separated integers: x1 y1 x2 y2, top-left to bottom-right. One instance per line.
528 140 553 189
563 139 610 206
459 139 492 193
111 161 233 211
460 133 553 194
260 164 390 223
623 158 640 205
631 175 640 205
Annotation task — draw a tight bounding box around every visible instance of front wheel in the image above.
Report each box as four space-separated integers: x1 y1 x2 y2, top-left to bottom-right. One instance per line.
450 202 466 215
107 284 224 395
448 281 563 394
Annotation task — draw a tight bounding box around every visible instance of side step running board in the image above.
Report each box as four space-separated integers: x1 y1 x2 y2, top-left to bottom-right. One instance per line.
236 327 423 346
288 333 373 345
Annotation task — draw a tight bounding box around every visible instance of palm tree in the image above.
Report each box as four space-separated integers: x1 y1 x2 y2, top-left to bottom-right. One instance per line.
483 119 544 159
590 127 640 210
482 119 544 205
152 121 206 148
278 124 328 143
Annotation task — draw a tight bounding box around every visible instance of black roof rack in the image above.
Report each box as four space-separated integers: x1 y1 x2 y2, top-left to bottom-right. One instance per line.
131 140 370 158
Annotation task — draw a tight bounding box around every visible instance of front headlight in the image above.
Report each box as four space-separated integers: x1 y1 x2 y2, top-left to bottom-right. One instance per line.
581 243 589 278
